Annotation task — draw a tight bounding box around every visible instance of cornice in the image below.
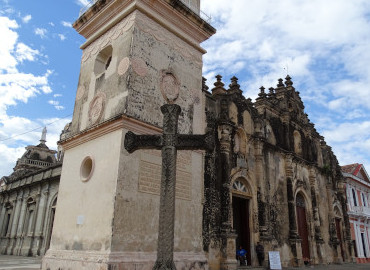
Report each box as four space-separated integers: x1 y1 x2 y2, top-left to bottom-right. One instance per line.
61 115 162 151
74 0 215 53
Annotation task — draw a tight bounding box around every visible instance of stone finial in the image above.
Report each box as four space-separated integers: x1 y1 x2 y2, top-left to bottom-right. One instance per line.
228 76 241 94
212 75 227 95
257 86 266 100
277 78 284 88
268 87 275 97
285 75 293 87
202 77 209 92
40 127 47 144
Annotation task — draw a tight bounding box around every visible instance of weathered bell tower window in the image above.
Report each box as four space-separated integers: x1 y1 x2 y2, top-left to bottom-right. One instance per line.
94 45 113 75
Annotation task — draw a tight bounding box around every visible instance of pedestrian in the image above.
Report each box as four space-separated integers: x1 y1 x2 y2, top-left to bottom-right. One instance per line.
255 242 264 266
237 245 247 266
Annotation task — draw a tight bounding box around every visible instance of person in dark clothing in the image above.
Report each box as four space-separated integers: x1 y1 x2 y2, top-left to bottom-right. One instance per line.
255 242 265 266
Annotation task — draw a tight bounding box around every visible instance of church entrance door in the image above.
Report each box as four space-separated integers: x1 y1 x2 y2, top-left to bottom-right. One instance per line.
232 196 251 265
296 194 310 260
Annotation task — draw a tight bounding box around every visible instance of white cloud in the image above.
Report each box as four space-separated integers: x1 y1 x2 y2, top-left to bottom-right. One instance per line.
22 14 31 23
49 22 55 27
201 0 370 169
48 100 65 111
76 0 91 7
34 27 47 38
61 21 72 28
15 43 39 62
0 15 60 177
53 94 62 98
58 34 66 41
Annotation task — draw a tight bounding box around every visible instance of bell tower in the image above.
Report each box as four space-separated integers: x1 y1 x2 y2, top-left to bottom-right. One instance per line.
42 0 215 269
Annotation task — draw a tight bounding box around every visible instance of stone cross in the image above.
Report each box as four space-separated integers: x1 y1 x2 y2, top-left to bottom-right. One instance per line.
124 104 213 270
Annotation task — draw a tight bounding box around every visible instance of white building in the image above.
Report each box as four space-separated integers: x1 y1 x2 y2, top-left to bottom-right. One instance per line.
342 163 370 263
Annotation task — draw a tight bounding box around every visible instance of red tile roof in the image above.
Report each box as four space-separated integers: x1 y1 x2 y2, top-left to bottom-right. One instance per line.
341 163 362 176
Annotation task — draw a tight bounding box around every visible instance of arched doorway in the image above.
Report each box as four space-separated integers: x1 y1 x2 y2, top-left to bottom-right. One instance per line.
296 193 310 260
45 197 57 251
232 179 251 265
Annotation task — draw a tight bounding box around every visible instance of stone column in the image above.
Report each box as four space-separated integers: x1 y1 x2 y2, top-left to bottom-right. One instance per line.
15 192 28 255
337 179 353 262
285 154 299 266
28 191 41 256
37 185 50 255
219 124 237 270
309 168 323 264
254 138 268 239
11 192 24 254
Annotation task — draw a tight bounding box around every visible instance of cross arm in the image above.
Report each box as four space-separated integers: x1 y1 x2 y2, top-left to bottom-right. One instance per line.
124 131 162 153
176 132 214 151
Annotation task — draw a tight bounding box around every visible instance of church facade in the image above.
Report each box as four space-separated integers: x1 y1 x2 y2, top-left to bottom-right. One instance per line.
0 0 356 269
0 129 60 257
203 75 354 268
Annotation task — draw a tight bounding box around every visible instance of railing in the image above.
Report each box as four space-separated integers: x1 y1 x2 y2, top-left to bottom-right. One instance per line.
350 206 370 218
79 0 211 23
79 0 97 16
17 159 53 168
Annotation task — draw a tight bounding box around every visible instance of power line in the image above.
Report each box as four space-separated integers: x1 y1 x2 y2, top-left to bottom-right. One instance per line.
0 113 73 142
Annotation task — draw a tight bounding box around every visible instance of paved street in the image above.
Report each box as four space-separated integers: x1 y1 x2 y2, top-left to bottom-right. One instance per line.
285 263 370 270
0 255 41 270
0 255 369 270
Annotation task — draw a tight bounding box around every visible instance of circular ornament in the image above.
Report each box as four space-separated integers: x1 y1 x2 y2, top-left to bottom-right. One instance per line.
76 85 85 100
80 156 94 182
160 71 180 104
132 58 148 76
117 57 130 76
88 92 106 124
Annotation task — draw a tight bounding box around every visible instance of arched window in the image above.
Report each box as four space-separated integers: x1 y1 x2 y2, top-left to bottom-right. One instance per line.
352 189 358 207
94 45 113 75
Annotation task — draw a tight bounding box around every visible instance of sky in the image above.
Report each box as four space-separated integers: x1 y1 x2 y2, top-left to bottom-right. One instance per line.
0 0 370 177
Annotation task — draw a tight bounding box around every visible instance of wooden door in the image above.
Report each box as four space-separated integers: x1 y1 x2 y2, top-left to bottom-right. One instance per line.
296 194 310 260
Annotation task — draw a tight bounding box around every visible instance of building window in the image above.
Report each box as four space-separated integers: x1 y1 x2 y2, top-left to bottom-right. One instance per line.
352 189 358 206
362 193 367 207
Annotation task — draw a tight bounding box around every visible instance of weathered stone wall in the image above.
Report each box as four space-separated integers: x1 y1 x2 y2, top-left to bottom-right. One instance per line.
0 165 60 257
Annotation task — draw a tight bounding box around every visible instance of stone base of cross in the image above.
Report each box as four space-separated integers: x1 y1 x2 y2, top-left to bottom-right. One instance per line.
125 104 213 270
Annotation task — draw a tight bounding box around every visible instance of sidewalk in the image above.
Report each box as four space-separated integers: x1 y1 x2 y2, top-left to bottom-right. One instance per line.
0 255 41 270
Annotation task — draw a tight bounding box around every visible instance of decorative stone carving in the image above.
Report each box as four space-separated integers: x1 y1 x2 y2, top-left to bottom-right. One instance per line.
76 85 85 101
160 71 180 104
117 57 130 76
135 12 202 67
81 13 135 62
88 92 106 124
131 57 147 76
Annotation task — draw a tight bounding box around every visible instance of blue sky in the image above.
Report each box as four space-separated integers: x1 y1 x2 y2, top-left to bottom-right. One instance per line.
1 0 370 177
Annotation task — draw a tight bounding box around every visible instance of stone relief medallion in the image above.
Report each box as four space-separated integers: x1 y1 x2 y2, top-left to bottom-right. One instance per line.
117 57 130 76
131 58 147 76
189 88 200 105
76 85 85 101
88 92 106 124
160 71 180 104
